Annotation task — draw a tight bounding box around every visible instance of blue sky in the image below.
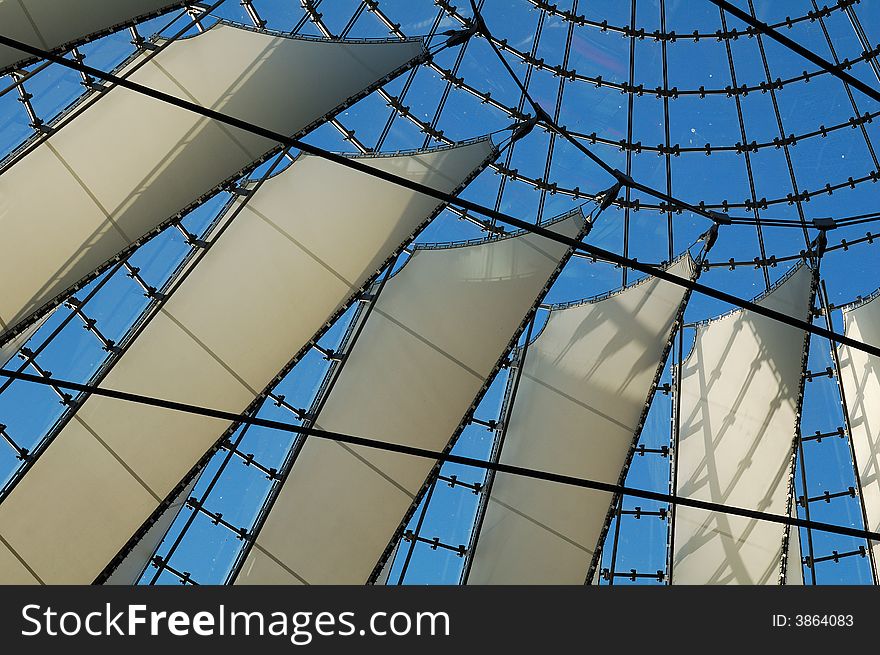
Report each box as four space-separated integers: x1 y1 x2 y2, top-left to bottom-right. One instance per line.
1 0 878 585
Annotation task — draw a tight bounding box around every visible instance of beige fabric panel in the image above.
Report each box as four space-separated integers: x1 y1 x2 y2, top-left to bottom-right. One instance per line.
77 312 258 495
672 265 813 585
839 295 880 571
237 214 585 585
467 256 694 584
0 0 183 73
0 418 159 584
0 22 425 344
0 141 490 584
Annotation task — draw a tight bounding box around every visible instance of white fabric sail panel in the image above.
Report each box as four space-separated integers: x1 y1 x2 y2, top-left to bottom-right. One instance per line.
672 265 813 585
0 141 492 585
236 213 586 585
103 478 196 585
468 255 695 584
0 0 184 74
839 294 880 569
0 22 426 346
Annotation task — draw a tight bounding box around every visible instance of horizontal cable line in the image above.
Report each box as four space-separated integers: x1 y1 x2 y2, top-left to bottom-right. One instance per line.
724 218 832 228
705 229 878 270
634 444 670 457
184 497 249 539
801 427 846 443
150 556 197 585
806 366 835 381
590 164 879 212
526 0 859 42
806 547 869 566
708 0 880 105
799 487 857 506
1 32 879 360
839 215 880 227
567 109 880 157
437 474 482 493
0 366 879 544
726 212 880 228
600 568 666 582
620 506 669 519
218 440 281 480
509 132 880 213
496 156 880 213
402 531 466 557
